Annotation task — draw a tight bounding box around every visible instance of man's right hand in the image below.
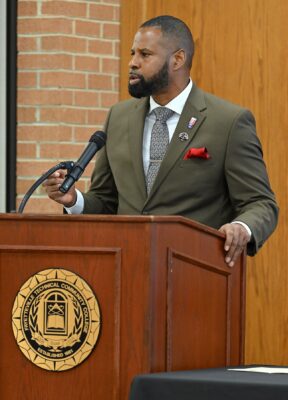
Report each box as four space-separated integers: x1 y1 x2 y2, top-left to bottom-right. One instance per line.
43 169 77 208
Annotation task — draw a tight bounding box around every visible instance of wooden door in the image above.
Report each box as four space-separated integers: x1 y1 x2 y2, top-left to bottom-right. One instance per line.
120 0 288 364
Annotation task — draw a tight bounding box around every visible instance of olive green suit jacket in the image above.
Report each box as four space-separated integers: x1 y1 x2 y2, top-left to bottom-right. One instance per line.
83 84 278 255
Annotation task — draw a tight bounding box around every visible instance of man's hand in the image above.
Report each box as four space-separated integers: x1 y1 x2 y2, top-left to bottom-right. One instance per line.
42 169 77 208
218 223 250 267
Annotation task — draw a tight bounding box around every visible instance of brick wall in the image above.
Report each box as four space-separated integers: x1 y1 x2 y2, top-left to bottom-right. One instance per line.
17 0 120 213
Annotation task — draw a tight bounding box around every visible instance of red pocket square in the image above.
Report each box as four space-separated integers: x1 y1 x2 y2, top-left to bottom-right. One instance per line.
183 147 211 160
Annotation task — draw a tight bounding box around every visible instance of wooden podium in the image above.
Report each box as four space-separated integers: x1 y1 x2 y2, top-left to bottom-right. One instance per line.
0 214 245 400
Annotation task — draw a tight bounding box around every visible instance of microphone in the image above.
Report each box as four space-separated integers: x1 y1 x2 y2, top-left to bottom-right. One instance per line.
59 130 107 193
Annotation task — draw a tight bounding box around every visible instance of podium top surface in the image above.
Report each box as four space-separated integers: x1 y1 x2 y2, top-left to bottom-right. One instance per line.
0 212 224 238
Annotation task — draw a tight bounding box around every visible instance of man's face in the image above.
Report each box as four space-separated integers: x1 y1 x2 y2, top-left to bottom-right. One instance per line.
128 27 173 98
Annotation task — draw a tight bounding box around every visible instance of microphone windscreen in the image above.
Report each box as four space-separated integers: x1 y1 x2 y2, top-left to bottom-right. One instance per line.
89 131 107 147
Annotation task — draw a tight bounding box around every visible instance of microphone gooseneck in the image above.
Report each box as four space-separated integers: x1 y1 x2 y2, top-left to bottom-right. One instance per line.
18 161 75 213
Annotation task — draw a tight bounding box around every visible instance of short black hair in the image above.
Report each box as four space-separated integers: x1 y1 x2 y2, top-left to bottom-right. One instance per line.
140 15 194 69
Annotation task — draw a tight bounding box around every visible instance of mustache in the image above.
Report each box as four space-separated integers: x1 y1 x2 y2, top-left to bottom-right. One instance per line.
129 71 143 79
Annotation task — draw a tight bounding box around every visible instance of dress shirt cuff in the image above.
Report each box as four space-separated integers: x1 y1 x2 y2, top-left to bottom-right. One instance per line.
64 189 84 214
232 221 252 241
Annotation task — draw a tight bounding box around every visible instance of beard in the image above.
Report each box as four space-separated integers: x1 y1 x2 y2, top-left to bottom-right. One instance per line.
128 60 169 98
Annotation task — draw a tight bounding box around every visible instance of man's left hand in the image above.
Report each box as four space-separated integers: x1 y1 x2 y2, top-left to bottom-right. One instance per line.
218 223 250 267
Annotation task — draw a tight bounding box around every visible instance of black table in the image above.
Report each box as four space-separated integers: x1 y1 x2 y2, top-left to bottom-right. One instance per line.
129 366 288 400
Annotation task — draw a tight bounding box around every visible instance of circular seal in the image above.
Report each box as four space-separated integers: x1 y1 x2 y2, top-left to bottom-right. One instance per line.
12 268 101 371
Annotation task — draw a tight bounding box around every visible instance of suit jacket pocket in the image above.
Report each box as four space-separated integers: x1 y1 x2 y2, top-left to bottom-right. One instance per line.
179 158 214 168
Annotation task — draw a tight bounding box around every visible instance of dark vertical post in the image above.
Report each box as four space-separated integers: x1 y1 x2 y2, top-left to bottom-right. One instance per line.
6 0 17 212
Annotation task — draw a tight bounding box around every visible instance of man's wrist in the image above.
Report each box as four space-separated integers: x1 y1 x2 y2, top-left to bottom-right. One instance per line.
232 221 252 241
64 194 77 208
64 189 84 214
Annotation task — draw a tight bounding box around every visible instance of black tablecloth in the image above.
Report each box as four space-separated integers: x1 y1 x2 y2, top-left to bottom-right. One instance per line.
129 366 288 400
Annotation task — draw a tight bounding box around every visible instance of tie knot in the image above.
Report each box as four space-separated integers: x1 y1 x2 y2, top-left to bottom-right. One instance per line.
153 107 174 123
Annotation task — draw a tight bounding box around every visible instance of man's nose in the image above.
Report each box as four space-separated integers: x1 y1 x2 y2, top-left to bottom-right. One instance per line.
129 54 140 69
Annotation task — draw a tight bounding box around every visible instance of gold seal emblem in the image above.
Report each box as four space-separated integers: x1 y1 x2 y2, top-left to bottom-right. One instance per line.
12 268 101 371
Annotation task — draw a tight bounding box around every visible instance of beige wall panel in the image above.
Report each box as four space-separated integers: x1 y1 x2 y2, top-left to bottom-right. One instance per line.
121 0 288 364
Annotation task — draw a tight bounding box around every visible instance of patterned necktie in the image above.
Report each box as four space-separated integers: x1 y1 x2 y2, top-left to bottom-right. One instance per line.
146 107 174 194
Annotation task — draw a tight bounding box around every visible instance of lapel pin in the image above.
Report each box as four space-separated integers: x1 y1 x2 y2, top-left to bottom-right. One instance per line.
179 132 189 141
188 117 197 129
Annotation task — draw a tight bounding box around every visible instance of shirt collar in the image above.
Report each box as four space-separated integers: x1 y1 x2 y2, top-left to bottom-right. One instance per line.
149 79 193 115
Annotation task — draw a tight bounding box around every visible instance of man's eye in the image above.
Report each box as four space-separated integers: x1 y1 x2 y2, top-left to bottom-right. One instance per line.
142 53 150 57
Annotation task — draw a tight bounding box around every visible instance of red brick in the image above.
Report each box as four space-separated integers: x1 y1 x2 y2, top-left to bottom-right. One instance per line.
114 41 120 57
75 55 100 72
88 39 113 55
18 36 37 52
100 92 118 108
18 18 73 35
103 23 120 39
41 1 87 18
17 160 61 176
18 72 37 88
74 91 100 107
89 4 115 21
74 127 98 142
102 58 119 74
114 5 120 20
18 1 38 16
76 179 88 192
88 74 113 90
82 162 95 178
18 54 72 70
17 179 38 195
17 143 37 158
18 89 73 106
17 125 72 141
113 76 120 91
17 107 37 122
41 36 87 53
40 143 87 159
75 20 101 37
40 107 87 124
40 72 86 89
16 196 63 214
87 109 108 125
101 0 121 3
16 0 121 210
81 179 90 192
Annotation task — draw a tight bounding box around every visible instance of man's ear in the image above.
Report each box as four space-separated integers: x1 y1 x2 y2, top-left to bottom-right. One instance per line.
172 49 186 70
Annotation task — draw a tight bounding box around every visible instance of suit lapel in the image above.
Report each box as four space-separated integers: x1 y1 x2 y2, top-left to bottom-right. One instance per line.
146 85 207 199
128 97 149 199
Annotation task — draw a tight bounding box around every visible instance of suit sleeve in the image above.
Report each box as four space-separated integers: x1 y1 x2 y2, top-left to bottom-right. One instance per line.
82 109 119 214
225 109 279 255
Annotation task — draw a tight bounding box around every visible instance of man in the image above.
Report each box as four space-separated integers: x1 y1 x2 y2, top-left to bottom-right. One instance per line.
44 15 278 267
